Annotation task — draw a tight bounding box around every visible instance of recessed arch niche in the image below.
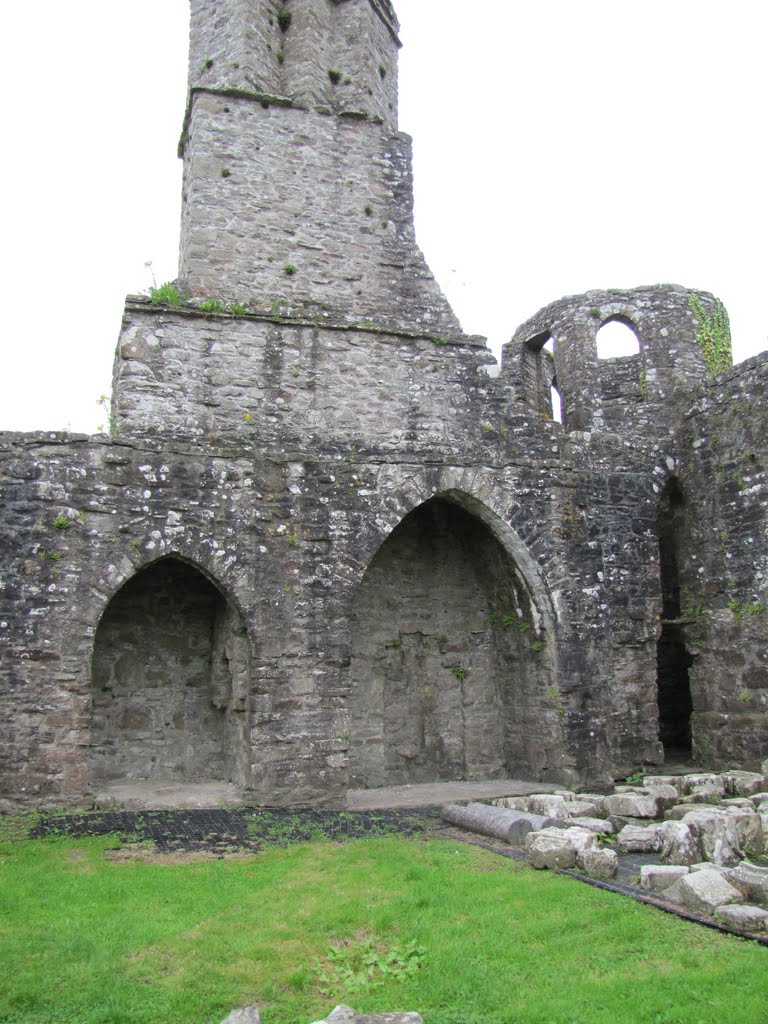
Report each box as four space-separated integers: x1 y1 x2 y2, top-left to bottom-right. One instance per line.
348 494 559 789
89 556 251 789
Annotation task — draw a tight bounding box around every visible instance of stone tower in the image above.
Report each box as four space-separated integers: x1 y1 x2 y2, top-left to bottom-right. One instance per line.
177 0 459 334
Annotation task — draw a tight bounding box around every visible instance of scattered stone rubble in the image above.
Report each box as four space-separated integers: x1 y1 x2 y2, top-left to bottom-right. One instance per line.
219 1006 422 1024
443 761 768 934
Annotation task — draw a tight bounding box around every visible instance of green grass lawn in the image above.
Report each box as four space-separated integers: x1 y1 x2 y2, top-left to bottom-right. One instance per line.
0 831 766 1024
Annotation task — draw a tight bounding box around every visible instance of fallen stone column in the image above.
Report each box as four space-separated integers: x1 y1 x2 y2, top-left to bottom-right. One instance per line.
441 802 558 845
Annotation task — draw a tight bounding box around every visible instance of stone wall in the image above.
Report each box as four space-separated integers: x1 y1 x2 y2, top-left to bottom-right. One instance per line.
672 353 768 767
178 98 456 332
0 0 766 812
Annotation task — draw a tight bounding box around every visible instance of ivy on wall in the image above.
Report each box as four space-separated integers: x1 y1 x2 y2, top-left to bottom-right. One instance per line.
689 293 732 375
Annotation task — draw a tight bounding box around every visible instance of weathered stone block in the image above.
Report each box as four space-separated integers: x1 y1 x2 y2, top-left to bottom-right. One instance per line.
492 796 532 812
316 1010 423 1024
604 793 659 819
220 1007 261 1024
682 773 722 793
677 870 744 916
526 826 597 870
561 798 603 818
640 865 690 893
529 794 569 818
615 824 662 853
665 803 719 820
715 904 768 932
569 816 615 834
727 862 768 907
643 775 684 792
577 847 618 880
722 771 766 797
658 820 702 866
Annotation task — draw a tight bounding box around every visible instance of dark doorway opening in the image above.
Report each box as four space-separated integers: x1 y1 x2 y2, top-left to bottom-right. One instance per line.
656 479 693 758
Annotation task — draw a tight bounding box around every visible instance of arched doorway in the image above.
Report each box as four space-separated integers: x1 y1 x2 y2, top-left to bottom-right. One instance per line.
656 479 693 758
89 557 251 788
348 496 557 789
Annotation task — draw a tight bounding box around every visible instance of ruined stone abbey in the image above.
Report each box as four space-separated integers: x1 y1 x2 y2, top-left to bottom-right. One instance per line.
1 0 766 811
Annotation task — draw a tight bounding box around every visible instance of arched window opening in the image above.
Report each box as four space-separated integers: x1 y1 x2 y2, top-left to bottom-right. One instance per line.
596 318 641 360
90 557 251 792
348 496 557 790
656 479 693 759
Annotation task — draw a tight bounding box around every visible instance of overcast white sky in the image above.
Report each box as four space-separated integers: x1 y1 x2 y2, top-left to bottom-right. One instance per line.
1 1 766 432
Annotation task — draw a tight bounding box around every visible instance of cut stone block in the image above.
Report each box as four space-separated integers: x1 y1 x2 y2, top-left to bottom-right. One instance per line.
640 865 690 893
690 779 726 798
727 861 768 906
577 793 609 816
569 816 615 834
441 802 558 845
658 820 702 866
615 824 662 853
529 794 569 818
315 1010 424 1024
749 793 768 807
559 799 602 818
562 827 601 852
525 826 597 870
714 904 768 932
683 809 764 866
722 771 766 797
323 1009 357 1024
604 793 659 818
221 1008 261 1024
666 803 718 820
683 773 722 792
491 796 531 811
577 847 618 880
690 862 730 874
644 775 684 792
685 785 723 804
722 798 754 809
644 784 680 811
677 870 744 916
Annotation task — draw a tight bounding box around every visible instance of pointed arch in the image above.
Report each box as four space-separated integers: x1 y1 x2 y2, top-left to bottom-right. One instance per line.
89 554 252 791
348 492 561 790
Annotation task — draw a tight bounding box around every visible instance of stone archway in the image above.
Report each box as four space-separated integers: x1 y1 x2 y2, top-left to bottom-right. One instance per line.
348 495 558 789
89 556 251 790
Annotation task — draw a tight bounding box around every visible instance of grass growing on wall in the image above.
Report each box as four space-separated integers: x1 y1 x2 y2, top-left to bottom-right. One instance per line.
1 832 766 1024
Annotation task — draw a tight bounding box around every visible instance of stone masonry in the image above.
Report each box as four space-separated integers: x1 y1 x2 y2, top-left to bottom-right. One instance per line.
0 0 766 811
